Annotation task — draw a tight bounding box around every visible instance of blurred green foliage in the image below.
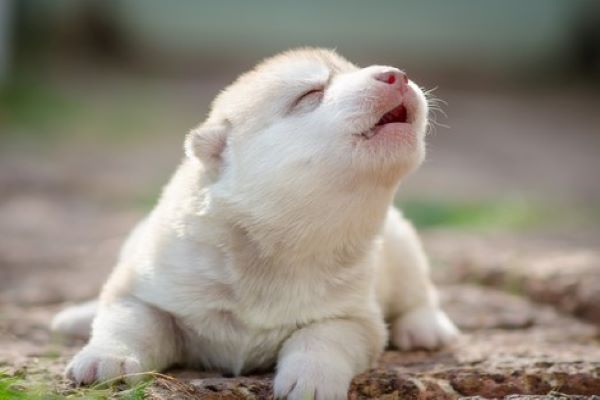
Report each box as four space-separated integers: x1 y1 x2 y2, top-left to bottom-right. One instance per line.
399 199 547 230
0 72 193 144
0 76 79 136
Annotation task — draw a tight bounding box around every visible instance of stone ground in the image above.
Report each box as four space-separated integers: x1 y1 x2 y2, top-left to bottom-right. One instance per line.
1 81 599 398
2 230 599 399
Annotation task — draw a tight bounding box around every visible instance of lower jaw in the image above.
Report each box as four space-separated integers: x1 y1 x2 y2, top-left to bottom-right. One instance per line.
361 123 415 144
353 160 420 188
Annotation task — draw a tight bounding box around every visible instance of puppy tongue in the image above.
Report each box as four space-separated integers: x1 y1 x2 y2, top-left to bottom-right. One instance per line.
376 104 407 126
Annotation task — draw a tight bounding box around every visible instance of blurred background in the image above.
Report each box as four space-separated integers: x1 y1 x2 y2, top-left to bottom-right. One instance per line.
1 0 600 305
1 4 600 396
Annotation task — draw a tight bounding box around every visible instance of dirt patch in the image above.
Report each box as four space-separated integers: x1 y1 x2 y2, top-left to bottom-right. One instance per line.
428 231 600 325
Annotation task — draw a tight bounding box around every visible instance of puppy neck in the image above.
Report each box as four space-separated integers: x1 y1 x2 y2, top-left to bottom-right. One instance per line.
215 177 397 268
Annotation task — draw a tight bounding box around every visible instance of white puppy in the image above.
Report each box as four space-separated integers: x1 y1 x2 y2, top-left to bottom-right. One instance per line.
53 48 458 399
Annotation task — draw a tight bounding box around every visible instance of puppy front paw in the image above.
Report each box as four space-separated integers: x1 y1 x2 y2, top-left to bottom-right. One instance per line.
273 353 353 400
391 306 459 351
66 345 144 385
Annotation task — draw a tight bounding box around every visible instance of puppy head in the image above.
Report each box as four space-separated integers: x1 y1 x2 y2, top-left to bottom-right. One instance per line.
186 48 429 215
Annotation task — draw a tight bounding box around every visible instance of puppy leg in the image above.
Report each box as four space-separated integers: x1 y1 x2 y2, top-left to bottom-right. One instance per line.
380 208 459 350
52 300 98 339
66 297 180 385
273 314 386 400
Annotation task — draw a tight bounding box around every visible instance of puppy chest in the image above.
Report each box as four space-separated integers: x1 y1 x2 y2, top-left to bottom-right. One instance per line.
179 309 293 375
230 263 371 327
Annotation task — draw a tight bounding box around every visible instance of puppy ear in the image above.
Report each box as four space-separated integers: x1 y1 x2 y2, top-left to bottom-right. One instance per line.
184 120 230 173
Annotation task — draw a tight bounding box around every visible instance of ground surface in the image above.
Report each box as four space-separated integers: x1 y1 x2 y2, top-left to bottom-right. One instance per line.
1 78 599 398
2 233 599 399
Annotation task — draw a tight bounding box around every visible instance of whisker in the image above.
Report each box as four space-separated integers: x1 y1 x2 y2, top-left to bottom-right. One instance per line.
422 86 449 133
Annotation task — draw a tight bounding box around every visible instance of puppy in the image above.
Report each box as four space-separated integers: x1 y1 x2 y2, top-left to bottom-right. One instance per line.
52 48 458 399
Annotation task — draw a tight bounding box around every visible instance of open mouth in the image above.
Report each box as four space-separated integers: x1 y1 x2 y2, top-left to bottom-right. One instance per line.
376 103 408 126
361 103 409 139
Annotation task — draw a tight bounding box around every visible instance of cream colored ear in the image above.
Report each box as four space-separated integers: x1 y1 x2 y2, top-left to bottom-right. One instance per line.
184 120 229 173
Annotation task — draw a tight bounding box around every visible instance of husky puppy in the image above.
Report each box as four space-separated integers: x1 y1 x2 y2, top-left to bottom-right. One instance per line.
53 48 458 399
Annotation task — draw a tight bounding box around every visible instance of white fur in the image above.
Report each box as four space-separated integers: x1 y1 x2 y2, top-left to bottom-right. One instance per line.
53 48 458 399
51 300 97 339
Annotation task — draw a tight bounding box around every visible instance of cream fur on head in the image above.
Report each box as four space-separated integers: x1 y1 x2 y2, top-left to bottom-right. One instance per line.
52 48 458 400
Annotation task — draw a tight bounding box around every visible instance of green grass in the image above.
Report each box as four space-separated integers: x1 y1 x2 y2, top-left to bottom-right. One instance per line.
0 371 152 400
398 199 548 231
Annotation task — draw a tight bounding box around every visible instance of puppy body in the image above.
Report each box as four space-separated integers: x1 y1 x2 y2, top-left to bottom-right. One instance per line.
55 48 458 399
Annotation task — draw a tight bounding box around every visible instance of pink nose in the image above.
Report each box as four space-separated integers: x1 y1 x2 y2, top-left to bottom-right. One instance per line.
373 69 408 86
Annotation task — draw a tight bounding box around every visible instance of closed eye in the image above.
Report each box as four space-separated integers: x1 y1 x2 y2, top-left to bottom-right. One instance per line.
298 88 323 101
291 87 324 111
